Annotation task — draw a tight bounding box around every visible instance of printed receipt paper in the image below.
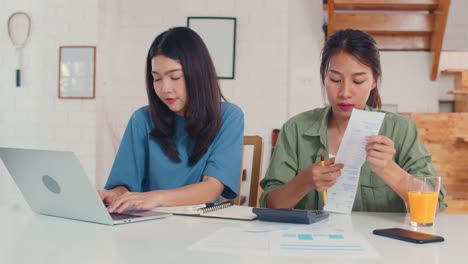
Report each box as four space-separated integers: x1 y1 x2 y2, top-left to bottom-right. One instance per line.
324 109 385 214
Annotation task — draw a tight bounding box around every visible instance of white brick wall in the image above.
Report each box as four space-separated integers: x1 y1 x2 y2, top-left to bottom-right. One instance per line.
288 0 324 116
0 0 97 205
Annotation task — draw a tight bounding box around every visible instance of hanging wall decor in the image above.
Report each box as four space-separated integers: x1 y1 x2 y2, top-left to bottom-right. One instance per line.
58 46 96 99
188 17 236 79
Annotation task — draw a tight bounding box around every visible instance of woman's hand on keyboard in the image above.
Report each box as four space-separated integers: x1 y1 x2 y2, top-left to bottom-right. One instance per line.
99 186 128 206
107 190 162 213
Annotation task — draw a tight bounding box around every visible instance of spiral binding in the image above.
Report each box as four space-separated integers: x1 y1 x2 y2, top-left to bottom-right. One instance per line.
200 202 231 213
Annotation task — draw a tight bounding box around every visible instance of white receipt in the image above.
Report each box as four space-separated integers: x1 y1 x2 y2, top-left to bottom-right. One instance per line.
324 109 385 214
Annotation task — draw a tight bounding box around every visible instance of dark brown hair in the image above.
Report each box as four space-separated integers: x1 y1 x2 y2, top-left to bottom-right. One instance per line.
320 29 382 108
145 27 224 165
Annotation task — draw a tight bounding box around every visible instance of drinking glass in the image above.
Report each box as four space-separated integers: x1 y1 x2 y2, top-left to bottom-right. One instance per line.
407 175 441 227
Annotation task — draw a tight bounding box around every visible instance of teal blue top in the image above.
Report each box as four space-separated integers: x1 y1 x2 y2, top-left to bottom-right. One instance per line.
105 102 244 199
260 106 447 212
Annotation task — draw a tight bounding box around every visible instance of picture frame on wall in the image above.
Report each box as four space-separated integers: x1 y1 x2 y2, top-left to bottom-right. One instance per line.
58 46 96 99
187 17 236 79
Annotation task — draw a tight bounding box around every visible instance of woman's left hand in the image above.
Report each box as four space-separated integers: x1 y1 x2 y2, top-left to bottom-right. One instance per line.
107 191 163 213
365 135 396 176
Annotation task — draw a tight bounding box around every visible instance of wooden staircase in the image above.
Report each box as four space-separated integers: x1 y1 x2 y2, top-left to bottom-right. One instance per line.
325 0 451 80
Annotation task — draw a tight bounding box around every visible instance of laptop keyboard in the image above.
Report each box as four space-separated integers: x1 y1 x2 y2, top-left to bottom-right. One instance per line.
110 213 143 221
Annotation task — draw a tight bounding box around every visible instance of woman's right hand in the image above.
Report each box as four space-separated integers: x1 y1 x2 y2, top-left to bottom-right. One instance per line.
99 186 128 205
302 157 344 192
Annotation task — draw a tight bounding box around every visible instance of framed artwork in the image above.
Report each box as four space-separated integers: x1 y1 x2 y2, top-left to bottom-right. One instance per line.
58 46 96 99
187 17 236 79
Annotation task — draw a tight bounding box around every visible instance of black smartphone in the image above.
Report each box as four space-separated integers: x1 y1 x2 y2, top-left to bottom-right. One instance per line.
373 228 444 244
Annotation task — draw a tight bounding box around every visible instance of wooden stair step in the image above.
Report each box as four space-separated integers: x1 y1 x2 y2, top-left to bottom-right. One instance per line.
372 35 430 50
448 90 468 95
332 0 439 11
332 13 434 34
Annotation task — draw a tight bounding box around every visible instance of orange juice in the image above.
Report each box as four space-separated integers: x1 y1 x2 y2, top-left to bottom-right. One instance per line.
408 192 438 224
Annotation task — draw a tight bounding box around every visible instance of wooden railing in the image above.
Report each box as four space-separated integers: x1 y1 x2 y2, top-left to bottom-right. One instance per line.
443 69 468 112
405 112 468 214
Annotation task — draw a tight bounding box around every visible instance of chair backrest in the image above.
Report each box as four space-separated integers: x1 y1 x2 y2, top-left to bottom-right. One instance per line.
232 135 264 207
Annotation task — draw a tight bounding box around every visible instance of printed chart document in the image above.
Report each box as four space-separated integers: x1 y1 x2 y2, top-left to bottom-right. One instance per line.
270 231 378 258
189 226 378 259
324 109 385 214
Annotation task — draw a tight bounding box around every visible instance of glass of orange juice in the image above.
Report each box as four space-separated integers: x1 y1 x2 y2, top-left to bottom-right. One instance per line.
407 175 441 227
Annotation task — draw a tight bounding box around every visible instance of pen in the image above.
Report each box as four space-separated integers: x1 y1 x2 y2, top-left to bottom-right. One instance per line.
187 203 215 211
321 152 327 203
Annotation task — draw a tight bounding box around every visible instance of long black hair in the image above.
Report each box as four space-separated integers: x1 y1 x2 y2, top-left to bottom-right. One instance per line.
320 29 382 108
145 27 224 165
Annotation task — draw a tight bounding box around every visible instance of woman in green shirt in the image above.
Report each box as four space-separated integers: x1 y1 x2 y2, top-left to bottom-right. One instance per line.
260 29 446 212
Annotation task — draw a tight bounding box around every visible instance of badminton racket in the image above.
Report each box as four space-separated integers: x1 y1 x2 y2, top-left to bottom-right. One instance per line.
8 12 31 87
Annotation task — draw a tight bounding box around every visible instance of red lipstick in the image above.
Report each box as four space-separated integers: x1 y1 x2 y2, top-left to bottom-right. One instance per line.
338 103 354 111
165 98 177 104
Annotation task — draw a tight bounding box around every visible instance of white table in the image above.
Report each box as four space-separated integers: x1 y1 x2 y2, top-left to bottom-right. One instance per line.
1 201 467 264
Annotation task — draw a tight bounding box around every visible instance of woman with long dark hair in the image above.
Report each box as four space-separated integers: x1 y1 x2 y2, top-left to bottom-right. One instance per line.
260 29 446 212
100 27 244 213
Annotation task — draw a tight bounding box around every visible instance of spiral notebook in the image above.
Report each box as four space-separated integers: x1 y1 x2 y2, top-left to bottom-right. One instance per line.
153 202 257 221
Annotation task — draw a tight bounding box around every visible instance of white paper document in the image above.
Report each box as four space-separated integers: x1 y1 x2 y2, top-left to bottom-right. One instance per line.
189 226 378 259
324 109 385 214
270 231 378 258
189 227 270 255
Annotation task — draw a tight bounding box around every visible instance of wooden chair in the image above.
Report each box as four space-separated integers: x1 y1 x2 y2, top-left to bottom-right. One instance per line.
232 136 264 207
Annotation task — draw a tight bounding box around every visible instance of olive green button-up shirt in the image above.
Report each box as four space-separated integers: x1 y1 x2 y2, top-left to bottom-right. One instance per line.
260 106 447 212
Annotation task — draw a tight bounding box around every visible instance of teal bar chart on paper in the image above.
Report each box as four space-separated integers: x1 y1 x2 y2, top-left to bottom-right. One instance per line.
270 232 379 258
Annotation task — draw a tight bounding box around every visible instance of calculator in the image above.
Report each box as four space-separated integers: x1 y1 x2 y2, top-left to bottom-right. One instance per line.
252 208 329 224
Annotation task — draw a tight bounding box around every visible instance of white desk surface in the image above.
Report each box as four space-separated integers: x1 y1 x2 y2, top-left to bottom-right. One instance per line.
1 201 467 264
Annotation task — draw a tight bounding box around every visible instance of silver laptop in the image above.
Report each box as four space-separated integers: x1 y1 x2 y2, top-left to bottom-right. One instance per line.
0 147 170 225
